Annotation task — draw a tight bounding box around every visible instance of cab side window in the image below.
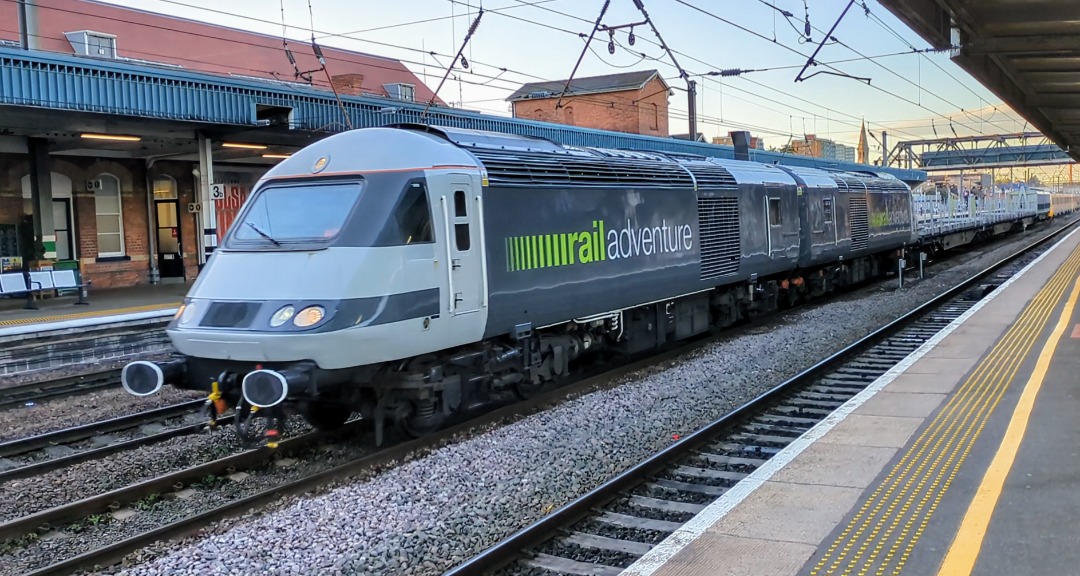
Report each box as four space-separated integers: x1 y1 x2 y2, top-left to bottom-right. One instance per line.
398 182 433 244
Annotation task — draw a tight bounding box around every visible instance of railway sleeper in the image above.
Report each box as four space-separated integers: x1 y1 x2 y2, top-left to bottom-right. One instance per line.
650 478 728 497
695 451 768 468
627 494 706 517
526 553 622 576
596 510 683 533
757 413 821 426
563 531 653 556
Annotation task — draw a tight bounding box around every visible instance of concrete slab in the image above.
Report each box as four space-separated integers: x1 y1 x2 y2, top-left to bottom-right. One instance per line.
708 481 863 544
651 535 816 576
901 355 978 379
818 414 924 448
769 443 898 488
885 371 963 394
855 391 947 418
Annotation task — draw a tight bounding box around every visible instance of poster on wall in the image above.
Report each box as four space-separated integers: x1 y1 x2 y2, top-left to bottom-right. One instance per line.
213 175 253 243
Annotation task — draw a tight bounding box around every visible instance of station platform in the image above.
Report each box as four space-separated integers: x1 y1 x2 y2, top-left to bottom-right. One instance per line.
624 225 1080 576
0 281 188 329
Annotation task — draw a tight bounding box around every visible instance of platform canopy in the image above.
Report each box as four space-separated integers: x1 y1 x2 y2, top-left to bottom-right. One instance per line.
879 0 1080 163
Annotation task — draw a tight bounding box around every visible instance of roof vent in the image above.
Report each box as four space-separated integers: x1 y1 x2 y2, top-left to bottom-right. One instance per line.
64 30 117 59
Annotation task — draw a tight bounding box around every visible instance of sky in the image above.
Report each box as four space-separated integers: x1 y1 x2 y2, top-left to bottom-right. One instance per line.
99 0 1039 160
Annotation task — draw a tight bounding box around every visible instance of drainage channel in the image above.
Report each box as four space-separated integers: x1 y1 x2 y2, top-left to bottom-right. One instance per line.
446 229 1058 576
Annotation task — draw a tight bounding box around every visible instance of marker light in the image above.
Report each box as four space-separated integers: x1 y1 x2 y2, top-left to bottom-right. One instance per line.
270 305 295 327
293 305 325 328
178 302 199 326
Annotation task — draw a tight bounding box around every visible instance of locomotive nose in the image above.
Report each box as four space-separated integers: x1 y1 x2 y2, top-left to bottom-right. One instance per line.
121 359 186 396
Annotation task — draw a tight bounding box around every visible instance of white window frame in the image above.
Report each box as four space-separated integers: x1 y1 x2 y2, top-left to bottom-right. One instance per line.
95 173 125 257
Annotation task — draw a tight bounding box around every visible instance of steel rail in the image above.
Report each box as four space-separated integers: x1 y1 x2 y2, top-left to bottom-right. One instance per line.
12 217 1077 575
0 400 203 458
0 370 122 409
0 402 229 483
442 218 1079 576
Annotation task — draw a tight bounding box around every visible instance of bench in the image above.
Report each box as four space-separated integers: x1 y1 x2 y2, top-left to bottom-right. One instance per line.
0 270 90 310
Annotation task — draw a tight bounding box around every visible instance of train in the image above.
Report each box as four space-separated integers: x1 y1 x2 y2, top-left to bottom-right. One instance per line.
1032 187 1080 220
119 124 989 445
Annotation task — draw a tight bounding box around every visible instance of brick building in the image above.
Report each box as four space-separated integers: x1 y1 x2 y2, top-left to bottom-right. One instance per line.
791 134 858 163
0 0 434 288
507 70 672 136
713 133 766 150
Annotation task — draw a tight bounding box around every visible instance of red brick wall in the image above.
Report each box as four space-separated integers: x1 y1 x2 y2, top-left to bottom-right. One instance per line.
0 154 214 289
511 77 670 136
0 0 440 104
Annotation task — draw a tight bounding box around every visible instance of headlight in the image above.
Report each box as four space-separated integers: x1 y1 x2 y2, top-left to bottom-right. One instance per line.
293 305 325 328
178 302 198 326
270 305 295 327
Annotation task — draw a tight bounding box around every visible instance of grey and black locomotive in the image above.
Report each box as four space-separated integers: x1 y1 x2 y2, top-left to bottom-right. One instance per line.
121 124 915 444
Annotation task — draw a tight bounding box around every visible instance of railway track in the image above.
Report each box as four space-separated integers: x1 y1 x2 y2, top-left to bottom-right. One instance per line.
6 221 1074 575
0 400 212 482
443 222 1071 576
0 370 121 410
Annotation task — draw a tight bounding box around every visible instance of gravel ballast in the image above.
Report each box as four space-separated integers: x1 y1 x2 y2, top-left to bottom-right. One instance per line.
0 384 201 443
101 225 1070 576
8 224 1067 576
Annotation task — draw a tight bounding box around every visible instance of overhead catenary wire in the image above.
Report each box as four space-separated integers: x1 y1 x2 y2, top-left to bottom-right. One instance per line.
94 0 998 142
422 7 484 119
17 0 1027 145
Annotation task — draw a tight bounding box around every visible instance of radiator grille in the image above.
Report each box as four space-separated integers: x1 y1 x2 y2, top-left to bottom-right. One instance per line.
849 196 869 251
469 148 695 188
698 196 740 280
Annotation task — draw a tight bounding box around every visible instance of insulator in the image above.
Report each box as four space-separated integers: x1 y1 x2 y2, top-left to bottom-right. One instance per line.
608 40 615 54
460 56 469 69
628 31 635 45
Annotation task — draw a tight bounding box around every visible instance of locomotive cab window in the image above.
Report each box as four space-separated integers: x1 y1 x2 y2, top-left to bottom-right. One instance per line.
768 197 782 226
230 182 361 246
823 197 834 223
453 190 471 251
454 190 467 217
397 182 433 244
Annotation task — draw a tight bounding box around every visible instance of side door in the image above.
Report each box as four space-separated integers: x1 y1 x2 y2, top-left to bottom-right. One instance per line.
765 191 784 258
438 176 483 315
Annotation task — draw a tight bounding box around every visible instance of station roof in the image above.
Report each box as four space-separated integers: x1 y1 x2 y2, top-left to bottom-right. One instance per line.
879 0 1080 162
0 47 926 182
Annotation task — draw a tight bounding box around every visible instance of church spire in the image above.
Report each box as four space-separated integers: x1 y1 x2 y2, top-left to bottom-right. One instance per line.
857 119 869 164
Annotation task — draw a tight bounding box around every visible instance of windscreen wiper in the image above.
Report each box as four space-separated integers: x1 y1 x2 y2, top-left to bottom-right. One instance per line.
246 222 281 247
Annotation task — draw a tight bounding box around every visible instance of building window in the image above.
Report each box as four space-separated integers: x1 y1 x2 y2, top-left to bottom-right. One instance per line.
384 83 415 102
153 175 178 200
651 103 659 131
95 174 124 256
564 106 574 126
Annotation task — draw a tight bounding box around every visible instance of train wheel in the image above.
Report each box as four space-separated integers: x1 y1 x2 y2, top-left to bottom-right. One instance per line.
303 402 353 431
399 397 446 437
513 377 544 400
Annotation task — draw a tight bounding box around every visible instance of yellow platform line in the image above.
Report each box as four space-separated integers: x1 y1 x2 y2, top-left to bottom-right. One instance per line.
810 239 1080 576
814 254 1074 575
0 302 180 327
935 275 1080 575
